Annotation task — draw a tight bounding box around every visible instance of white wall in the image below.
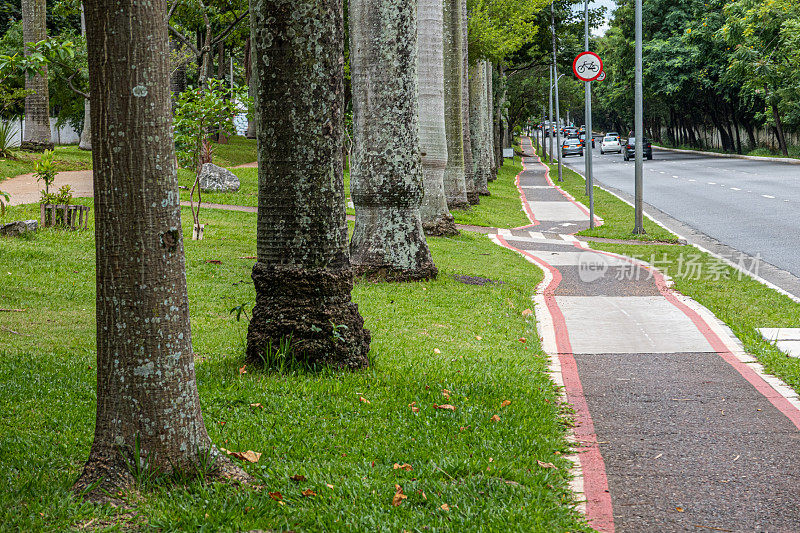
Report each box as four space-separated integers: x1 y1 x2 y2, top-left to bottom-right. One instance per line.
5 117 82 147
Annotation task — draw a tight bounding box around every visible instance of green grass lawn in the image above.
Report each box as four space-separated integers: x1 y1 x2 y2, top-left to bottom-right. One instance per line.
536 146 679 242
0 203 591 531
590 242 800 396
211 135 258 167
0 145 93 184
451 156 531 229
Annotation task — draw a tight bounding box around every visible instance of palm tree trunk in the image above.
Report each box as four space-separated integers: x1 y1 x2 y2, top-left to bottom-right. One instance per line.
418 0 458 236
442 0 468 210
486 61 496 180
78 2 91 151
247 0 371 369
348 0 437 281
75 0 248 500
461 0 478 205
21 0 52 150
469 61 490 196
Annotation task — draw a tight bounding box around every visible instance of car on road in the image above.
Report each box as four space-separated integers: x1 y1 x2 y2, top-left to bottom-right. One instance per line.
579 132 595 148
562 138 584 157
606 131 621 144
600 135 622 154
623 137 653 160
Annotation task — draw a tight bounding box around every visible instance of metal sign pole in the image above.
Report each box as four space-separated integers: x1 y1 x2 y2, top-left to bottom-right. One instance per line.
541 104 547 161
548 65 554 163
551 0 563 182
634 0 645 234
584 0 595 228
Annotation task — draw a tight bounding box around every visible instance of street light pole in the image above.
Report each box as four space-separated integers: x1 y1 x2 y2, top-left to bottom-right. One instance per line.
633 0 645 234
584 0 595 228
551 0 563 182
548 65 554 163
541 104 547 161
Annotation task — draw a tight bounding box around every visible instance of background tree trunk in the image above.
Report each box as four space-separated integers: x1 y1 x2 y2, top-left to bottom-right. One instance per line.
75 0 247 499
441 0 468 210
486 61 496 180
469 61 490 196
247 0 371 369
461 0 478 205
417 0 458 236
21 0 52 150
348 0 437 281
244 38 256 139
78 2 91 151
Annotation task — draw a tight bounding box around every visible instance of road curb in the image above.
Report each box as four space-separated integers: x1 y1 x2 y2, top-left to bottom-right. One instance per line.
652 145 800 165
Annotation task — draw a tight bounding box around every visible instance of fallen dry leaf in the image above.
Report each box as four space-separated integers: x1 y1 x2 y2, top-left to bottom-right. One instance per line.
433 348 441 354
417 489 427 500
489 457 493 463
501 400 512 408
206 260 222 264
326 483 334 489
475 335 482 340
490 414 501 422
393 463 413 471
359 396 371 404
220 448 262 463
442 389 451 399
522 308 533 316
518 337 526 343
676 507 684 513
537 460 556 469
268 491 283 501
290 474 307 482
409 401 419 413
239 365 247 374
301 489 316 497
434 404 457 411
440 503 450 511
392 485 407 507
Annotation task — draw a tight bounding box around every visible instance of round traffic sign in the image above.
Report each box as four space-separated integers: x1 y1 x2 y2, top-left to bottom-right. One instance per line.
572 51 603 82
595 70 606 82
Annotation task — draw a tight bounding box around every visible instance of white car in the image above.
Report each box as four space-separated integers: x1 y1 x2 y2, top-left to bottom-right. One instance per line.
600 136 622 154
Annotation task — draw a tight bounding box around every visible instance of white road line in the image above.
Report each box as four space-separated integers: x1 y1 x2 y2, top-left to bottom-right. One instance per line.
731 187 741 191
763 195 775 199
673 175 680 178
708 182 716 185
689 179 696 182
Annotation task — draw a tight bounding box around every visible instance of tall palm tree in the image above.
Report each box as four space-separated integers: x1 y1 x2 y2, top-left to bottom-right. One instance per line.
486 61 497 180
247 0 371 368
442 0 468 210
75 0 247 499
78 2 91 151
349 0 438 280
469 61 491 196
418 0 458 236
21 0 52 150
461 0 478 205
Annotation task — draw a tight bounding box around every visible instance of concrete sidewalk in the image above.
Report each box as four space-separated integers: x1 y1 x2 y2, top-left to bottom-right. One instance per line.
491 139 800 532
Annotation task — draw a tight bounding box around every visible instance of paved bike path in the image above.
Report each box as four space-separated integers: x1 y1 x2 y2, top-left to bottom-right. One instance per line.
490 139 800 532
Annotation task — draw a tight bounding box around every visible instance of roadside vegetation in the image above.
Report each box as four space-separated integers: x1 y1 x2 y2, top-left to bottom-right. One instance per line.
0 145 92 183
0 158 592 531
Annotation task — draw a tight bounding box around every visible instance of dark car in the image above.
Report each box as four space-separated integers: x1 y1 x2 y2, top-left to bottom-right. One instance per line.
623 137 653 160
562 138 584 157
579 132 595 148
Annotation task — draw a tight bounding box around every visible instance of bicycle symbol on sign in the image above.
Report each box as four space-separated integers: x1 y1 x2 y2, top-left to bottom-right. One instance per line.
576 60 599 74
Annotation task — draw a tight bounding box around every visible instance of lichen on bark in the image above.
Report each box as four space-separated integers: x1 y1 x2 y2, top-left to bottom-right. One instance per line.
418 0 459 237
461 0 478 205
247 0 371 368
442 0 469 210
469 61 491 197
348 0 437 282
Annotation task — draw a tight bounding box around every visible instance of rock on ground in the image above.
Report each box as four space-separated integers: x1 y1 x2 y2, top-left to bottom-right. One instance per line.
198 163 240 193
0 220 38 237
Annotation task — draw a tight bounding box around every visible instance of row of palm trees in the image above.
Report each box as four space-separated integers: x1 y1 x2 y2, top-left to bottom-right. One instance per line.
74 0 504 497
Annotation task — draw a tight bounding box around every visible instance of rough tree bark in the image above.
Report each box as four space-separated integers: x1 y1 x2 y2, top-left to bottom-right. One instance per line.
469 61 490 196
461 0 478 205
348 0 438 281
21 0 52 150
243 38 256 139
247 0 371 369
417 0 458 237
74 0 248 499
441 0 469 210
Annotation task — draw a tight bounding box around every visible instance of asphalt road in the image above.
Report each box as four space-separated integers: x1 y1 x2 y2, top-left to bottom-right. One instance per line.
545 136 800 280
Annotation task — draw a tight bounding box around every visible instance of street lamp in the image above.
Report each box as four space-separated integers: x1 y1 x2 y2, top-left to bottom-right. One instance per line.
551 0 563 182
584 0 595 229
633 0 645 234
